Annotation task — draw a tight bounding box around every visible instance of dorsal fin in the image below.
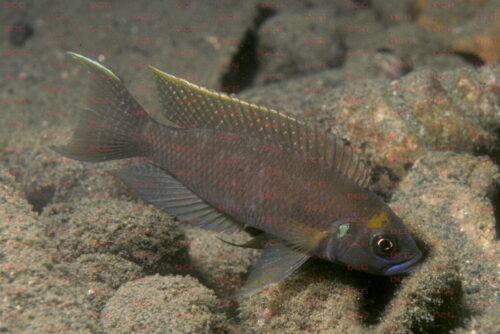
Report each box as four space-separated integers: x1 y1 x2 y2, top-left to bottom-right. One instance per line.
148 66 371 188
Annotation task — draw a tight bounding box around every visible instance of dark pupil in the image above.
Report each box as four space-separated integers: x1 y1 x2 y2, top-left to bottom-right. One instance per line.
377 237 393 252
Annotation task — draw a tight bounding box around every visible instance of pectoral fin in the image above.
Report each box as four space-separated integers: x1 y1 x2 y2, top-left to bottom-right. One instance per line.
229 239 309 298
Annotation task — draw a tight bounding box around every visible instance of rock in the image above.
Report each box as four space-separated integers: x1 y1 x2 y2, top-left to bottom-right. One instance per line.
0 172 100 333
184 228 258 296
415 0 499 64
371 0 414 25
41 197 189 274
450 2 500 64
67 253 145 312
256 10 344 84
101 275 226 334
392 151 500 334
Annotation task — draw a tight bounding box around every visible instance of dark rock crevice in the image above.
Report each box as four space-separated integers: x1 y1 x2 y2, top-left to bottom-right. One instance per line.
474 127 500 239
453 51 485 68
219 5 277 93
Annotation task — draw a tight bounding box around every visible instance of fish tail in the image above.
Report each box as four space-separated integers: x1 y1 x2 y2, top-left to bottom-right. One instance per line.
52 52 152 162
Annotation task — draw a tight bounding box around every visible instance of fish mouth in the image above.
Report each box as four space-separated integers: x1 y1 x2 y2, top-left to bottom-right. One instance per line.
383 250 423 275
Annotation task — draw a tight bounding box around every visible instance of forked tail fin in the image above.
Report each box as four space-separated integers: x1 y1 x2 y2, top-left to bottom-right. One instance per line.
52 52 152 162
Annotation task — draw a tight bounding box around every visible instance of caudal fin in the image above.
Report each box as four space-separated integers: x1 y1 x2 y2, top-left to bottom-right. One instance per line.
52 52 151 162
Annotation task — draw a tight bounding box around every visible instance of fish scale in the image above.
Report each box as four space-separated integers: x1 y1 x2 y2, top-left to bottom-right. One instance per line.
149 123 385 258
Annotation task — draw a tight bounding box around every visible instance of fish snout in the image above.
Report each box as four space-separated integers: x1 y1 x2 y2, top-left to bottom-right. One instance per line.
383 249 423 275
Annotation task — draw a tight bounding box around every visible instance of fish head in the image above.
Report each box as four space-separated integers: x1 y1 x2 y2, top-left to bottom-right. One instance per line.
326 208 423 276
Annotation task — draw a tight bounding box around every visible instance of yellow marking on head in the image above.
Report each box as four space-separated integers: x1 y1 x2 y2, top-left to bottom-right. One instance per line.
368 211 389 229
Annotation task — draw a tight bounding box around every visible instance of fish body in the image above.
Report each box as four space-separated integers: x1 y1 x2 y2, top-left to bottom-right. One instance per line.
144 126 374 245
54 53 423 296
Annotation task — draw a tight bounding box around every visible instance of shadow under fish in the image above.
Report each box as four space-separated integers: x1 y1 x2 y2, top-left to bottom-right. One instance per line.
52 52 423 298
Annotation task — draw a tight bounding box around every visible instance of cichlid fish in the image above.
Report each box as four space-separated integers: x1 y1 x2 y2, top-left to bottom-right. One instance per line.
53 53 423 296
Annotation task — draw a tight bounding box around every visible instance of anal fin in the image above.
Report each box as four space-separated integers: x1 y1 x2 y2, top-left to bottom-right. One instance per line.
112 163 242 233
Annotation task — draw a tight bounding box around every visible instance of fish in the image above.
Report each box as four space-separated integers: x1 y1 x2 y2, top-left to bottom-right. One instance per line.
53 52 423 297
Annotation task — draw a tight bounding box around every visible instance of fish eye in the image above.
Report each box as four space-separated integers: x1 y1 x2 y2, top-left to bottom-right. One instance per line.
372 234 397 256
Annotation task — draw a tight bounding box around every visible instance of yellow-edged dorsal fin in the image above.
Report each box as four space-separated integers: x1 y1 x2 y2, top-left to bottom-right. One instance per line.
148 66 371 188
